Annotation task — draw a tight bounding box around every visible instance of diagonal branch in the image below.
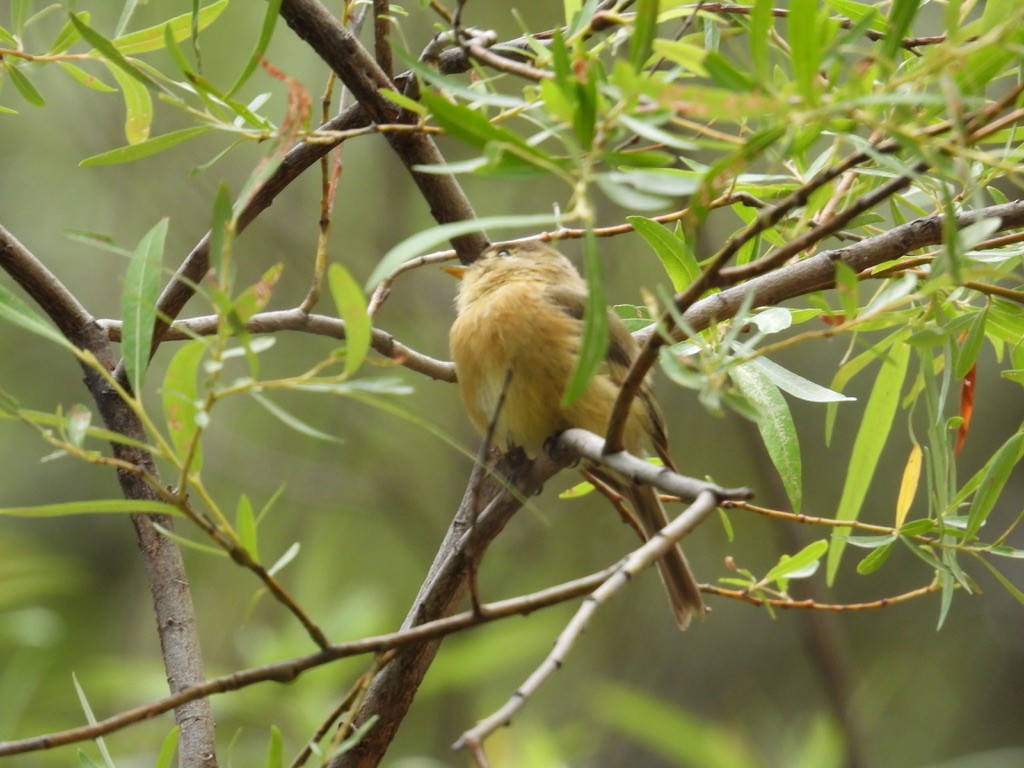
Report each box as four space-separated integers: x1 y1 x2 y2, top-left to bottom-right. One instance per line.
0 225 218 768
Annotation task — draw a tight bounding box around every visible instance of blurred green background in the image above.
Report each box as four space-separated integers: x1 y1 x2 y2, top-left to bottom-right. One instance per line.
1 3 1023 767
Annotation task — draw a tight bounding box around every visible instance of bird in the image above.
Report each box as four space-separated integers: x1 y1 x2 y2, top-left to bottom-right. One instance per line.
446 240 704 629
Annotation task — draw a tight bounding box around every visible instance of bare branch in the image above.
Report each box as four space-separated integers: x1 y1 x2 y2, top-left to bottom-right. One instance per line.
0 555 613 759
555 428 752 503
454 489 722 757
98 309 456 383
0 225 218 767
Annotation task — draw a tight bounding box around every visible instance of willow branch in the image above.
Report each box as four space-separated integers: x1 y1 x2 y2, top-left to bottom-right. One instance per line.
454 489 722 757
99 310 456 383
0 225 217 767
0 554 612 759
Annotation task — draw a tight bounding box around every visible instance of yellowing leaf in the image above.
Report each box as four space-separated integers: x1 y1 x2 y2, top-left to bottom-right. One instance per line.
895 442 922 528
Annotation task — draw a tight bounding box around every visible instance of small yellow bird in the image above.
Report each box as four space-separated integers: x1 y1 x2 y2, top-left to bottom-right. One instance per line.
446 240 704 629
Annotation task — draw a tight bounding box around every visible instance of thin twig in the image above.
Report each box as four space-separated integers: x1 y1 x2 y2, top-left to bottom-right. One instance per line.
98 310 457 383
453 490 722 755
0 562 615 758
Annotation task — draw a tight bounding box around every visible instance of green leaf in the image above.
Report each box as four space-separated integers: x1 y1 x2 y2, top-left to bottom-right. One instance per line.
823 0 886 32
627 216 698 291
629 0 658 72
103 59 153 144
236 494 258 559
110 0 229 54
789 0 822 102
973 555 1024 606
965 430 1024 542
227 0 282 96
122 219 167 394
703 50 757 92
265 724 283 768
80 127 212 166
365 212 559 290
733 363 802 513
58 62 117 92
827 341 910 582
0 282 74 351
856 540 894 574
5 62 46 106
880 0 921 63
153 726 180 768
48 11 88 53
749 0 773 77
328 263 372 377
953 305 987 380
0 499 182 517
163 338 208 472
562 231 608 405
251 393 344 444
763 539 828 583
69 13 155 90
747 356 855 404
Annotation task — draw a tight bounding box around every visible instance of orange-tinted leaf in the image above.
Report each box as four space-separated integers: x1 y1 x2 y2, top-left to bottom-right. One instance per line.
956 364 976 456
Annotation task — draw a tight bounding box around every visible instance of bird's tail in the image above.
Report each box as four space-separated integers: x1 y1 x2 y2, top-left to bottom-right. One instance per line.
623 483 705 630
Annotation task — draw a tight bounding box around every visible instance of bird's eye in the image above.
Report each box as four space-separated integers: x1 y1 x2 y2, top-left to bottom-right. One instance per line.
495 248 512 258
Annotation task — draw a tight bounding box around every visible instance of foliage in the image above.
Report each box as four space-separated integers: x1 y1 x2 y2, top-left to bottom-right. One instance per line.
1 1 1023 767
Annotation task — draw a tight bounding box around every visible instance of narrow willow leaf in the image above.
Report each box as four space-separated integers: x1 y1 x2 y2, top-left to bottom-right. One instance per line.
0 499 182 517
103 60 153 144
236 494 258 559
227 0 282 96
58 62 117 92
328 263 371 376
48 11 88 53
80 126 212 166
974 555 1024 606
163 338 208 471
954 306 988 380
789 0 821 102
856 540 894 574
5 62 46 106
627 215 697 291
824 0 886 31
895 442 922 528
827 341 910 582
965 431 1024 541
750 0 773 83
151 521 227 556
629 0 658 72
764 540 828 583
0 282 74 350
152 726 180 768
110 0 229 54
251 392 344 444
748 356 855 403
69 13 155 89
366 212 559 290
563 231 608 405
122 219 167 394
266 725 283 768
881 0 920 63
733 362 802 513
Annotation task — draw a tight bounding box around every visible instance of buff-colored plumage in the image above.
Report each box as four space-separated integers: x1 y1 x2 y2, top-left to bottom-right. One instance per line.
448 241 704 629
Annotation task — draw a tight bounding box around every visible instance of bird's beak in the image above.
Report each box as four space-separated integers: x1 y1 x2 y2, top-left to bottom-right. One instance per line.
442 265 470 280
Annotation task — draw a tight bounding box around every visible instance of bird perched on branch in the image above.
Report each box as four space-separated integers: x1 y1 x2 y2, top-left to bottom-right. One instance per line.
446 240 704 629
